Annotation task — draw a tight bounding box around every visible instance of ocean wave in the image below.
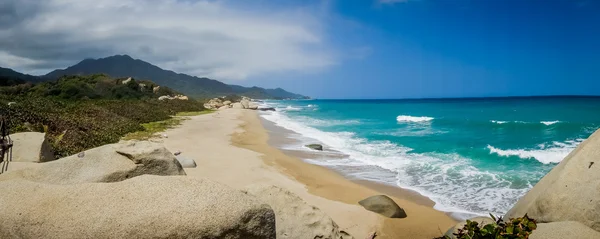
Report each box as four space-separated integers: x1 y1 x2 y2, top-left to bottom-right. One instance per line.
541 120 560 126
487 139 582 164
261 111 534 218
295 116 360 127
489 120 562 126
281 105 302 111
396 115 434 123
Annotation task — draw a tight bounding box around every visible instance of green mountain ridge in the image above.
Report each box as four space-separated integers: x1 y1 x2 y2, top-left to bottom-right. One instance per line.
42 55 307 99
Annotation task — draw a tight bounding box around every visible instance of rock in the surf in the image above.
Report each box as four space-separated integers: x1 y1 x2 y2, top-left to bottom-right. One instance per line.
505 129 600 231
358 195 406 218
0 175 276 239
530 221 600 239
444 217 495 239
244 184 353 239
306 144 323 151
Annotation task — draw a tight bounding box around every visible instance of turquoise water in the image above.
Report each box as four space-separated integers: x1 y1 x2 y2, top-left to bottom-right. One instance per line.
258 97 600 218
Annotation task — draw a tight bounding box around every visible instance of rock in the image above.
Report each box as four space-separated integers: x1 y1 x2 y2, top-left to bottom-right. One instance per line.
10 132 55 163
176 156 197 168
358 195 407 218
530 221 600 239
249 102 258 108
158 95 171 101
122 77 132 84
7 102 16 106
240 99 250 109
0 141 186 184
444 217 495 239
232 102 244 109
138 83 146 90
0 175 276 239
174 95 188 100
249 106 258 110
505 129 600 231
223 101 232 105
244 184 353 239
306 144 323 151
258 107 276 112
153 86 160 93
219 105 229 110
204 98 224 110
174 151 181 156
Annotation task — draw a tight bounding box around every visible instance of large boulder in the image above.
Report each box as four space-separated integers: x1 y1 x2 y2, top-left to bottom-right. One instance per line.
443 217 495 239
505 129 600 231
358 195 407 218
530 221 600 239
240 99 250 109
10 132 55 163
0 175 276 239
0 140 185 184
244 184 353 239
223 100 232 105
232 102 244 109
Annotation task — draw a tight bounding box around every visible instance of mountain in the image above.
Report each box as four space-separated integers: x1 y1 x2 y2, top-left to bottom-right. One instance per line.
0 67 44 86
44 55 307 99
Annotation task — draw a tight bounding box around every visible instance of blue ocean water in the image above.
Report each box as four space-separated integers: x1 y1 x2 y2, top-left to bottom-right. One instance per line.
258 97 600 218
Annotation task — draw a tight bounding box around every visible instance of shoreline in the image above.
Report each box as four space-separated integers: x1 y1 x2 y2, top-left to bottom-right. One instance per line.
232 110 457 238
160 109 456 238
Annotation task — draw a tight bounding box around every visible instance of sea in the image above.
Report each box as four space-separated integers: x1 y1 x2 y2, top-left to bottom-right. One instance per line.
257 97 600 219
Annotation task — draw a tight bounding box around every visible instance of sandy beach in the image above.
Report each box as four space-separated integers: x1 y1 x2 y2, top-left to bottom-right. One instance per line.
161 109 456 239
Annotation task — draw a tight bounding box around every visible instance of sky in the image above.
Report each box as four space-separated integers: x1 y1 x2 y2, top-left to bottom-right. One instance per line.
1 0 599 99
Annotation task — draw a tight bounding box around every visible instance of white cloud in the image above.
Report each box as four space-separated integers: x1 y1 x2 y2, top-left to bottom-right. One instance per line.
0 0 336 80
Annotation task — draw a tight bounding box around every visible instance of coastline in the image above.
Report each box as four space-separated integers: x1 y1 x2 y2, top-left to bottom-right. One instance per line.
160 109 456 238
233 110 457 238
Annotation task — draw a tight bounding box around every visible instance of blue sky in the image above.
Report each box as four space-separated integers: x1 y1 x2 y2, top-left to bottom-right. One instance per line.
2 0 599 99
240 0 600 99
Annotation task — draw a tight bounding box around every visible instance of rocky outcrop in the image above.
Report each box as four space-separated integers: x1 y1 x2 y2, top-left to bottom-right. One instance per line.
10 132 55 163
232 102 244 109
0 140 185 184
240 99 250 109
444 217 495 239
0 175 276 239
530 221 600 239
153 85 160 93
204 98 224 109
306 144 323 151
258 107 276 111
358 195 407 218
176 156 197 168
158 95 189 101
244 184 353 239
223 100 232 105
122 77 132 84
505 129 600 231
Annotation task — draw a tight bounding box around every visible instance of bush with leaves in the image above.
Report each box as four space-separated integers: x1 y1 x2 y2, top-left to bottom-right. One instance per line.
0 75 206 158
436 214 537 239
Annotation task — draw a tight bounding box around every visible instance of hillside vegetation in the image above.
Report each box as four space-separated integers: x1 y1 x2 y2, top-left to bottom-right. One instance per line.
0 74 205 158
44 55 308 99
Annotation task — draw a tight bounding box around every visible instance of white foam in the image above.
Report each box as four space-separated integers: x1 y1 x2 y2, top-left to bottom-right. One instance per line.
490 120 508 124
541 121 560 126
283 106 302 111
296 116 360 127
487 140 582 164
260 110 535 218
396 115 434 123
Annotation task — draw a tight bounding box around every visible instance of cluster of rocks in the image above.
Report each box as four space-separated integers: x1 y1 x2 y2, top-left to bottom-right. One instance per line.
158 95 189 101
0 139 352 239
204 96 260 110
444 128 600 239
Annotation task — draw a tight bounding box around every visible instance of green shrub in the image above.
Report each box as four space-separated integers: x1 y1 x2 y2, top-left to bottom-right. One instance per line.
0 75 206 158
436 214 537 239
